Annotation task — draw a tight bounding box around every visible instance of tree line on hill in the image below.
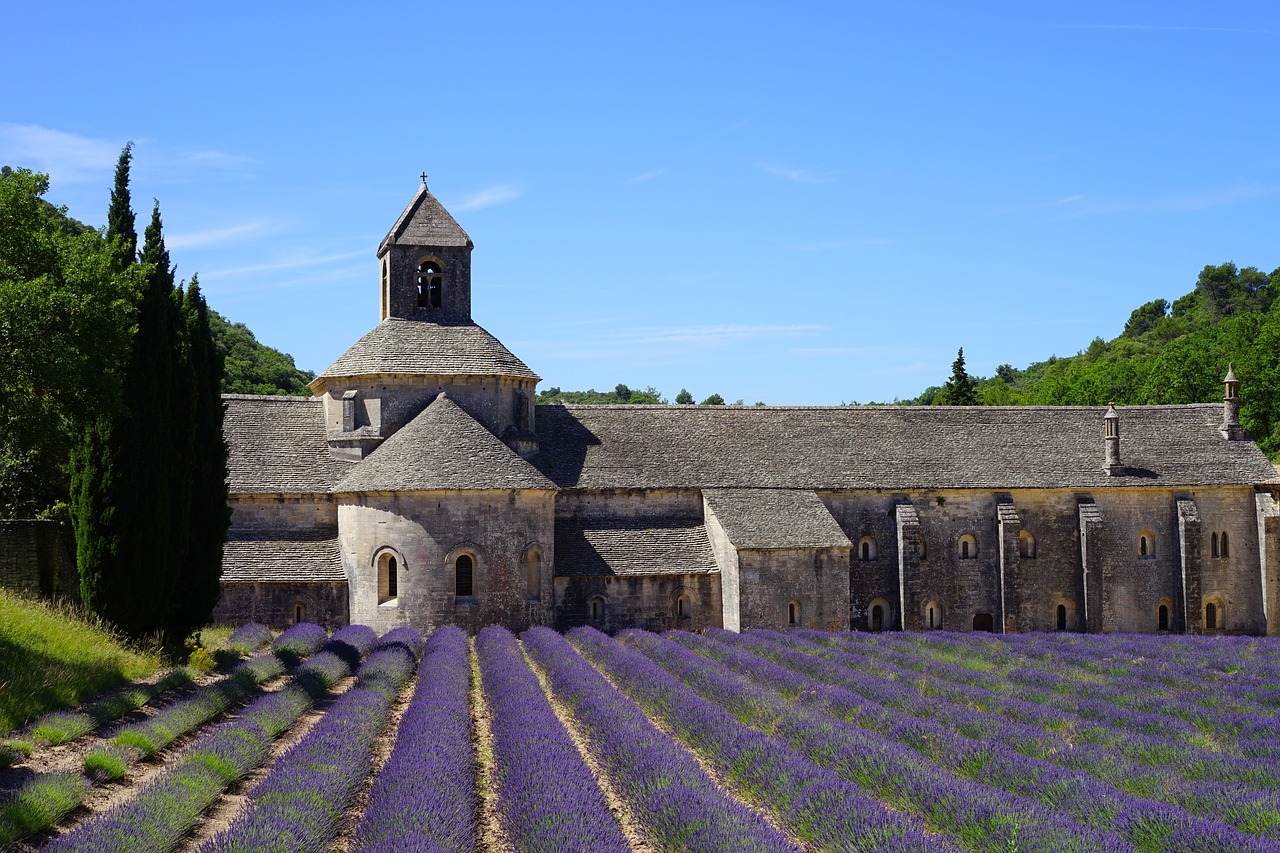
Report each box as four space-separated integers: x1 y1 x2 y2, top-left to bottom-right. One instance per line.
535 384 757 406
913 263 1280 458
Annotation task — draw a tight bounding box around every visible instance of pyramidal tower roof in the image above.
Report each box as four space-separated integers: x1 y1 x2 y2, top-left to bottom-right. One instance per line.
378 180 472 254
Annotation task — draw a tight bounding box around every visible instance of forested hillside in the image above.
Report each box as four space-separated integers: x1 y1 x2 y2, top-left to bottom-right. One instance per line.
914 263 1280 458
209 311 314 396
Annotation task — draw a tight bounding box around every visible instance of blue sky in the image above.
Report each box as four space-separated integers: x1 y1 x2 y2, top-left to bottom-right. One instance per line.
4 1 1278 404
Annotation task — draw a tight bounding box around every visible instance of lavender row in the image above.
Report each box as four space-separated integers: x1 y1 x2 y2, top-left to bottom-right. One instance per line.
890 631 1280 743
42 641 364 853
567 626 956 853
799 630 1280 795
224 622 273 656
353 626 476 853
750 629 1280 824
689 630 1280 851
198 629 422 853
815 630 1280 766
616 628 1133 853
523 626 799 853
474 626 629 853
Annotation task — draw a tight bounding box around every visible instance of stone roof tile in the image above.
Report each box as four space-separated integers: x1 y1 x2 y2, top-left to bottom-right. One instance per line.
224 395 351 494
336 393 557 493
221 527 344 583
704 489 851 549
379 185 471 251
533 404 1278 490
316 319 538 383
554 518 719 577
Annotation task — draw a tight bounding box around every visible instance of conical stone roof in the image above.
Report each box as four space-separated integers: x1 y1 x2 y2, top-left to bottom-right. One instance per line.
336 393 556 493
379 183 471 253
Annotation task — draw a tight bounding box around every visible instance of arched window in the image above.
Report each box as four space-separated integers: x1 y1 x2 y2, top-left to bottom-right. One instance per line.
958 534 977 560
416 258 443 309
455 554 474 598
378 552 398 604
676 594 691 620
1019 530 1036 559
1138 530 1156 558
1056 604 1067 631
589 596 606 625
871 604 884 631
867 597 892 632
1211 531 1219 558
525 548 541 601
787 600 801 627
924 601 940 630
858 536 877 561
972 612 994 632
294 602 306 624
1158 603 1170 631
1204 597 1225 632
1221 531 1229 558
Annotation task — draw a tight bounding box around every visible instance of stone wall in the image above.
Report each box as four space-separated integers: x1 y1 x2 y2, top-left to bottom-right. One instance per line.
553 572 721 633
212 582 349 631
341 489 555 634
0 520 77 600
734 547 849 631
230 495 338 528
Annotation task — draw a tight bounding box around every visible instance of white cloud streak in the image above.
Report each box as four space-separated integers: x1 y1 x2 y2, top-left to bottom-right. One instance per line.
0 124 122 183
452 183 523 211
167 220 272 250
1058 184 1279 217
624 169 664 185
758 163 842 183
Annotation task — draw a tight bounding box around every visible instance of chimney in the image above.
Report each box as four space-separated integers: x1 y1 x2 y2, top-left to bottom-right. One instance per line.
1103 404 1123 476
1221 364 1246 440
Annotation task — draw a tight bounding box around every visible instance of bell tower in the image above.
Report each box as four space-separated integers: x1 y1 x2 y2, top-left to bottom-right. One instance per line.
378 175 473 323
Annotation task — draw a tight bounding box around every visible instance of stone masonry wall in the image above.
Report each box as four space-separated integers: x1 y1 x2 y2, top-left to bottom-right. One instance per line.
735 547 849 631
0 520 77 601
212 582 349 631
553 572 721 633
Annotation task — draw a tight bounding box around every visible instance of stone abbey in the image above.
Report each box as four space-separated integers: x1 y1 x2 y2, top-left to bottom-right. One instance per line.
215 182 1280 636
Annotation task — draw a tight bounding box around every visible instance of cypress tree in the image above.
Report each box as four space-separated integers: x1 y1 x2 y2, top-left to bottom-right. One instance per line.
106 143 136 273
165 276 229 644
944 347 979 406
75 202 179 639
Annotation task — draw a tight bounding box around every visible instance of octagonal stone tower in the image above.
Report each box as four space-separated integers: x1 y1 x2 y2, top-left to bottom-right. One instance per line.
309 180 540 460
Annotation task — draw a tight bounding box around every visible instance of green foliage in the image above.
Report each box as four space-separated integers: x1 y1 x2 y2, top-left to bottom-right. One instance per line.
210 310 314 395
0 771 92 846
675 388 694 404
938 348 979 406
0 168 139 517
700 393 726 405
907 261 1280 458
536 384 668 404
83 747 129 781
0 588 162 734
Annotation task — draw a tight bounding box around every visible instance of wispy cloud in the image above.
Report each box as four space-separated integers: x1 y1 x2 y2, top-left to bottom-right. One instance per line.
1058 183 1279 217
168 220 272 250
770 237 892 252
1055 194 1084 205
174 150 257 170
1053 23 1272 35
0 123 121 183
622 323 824 346
758 163 842 184
452 183 523 211
203 249 368 278
624 169 664 185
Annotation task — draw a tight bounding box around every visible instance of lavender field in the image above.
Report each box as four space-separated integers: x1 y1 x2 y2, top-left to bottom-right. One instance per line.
4 625 1280 853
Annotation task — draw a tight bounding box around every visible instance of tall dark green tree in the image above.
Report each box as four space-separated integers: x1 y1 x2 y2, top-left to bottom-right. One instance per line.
942 347 979 406
106 143 136 273
165 276 230 644
76 201 179 639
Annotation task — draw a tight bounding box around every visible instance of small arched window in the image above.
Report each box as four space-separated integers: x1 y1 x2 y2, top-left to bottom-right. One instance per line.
525 548 541 601
958 534 977 560
925 602 939 630
455 554 474 598
1019 531 1036 559
1138 530 1156 558
1158 603 1170 631
416 259 443 309
589 596 606 625
1221 531 1230 558
378 552 398 604
676 594 691 620
787 600 801 627
1056 604 1067 631
1205 601 1218 631
294 602 306 624
858 536 877 562
871 604 884 632
1211 532 1219 558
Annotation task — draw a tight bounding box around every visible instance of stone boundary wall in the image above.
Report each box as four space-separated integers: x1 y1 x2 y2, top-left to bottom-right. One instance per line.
0 520 78 601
